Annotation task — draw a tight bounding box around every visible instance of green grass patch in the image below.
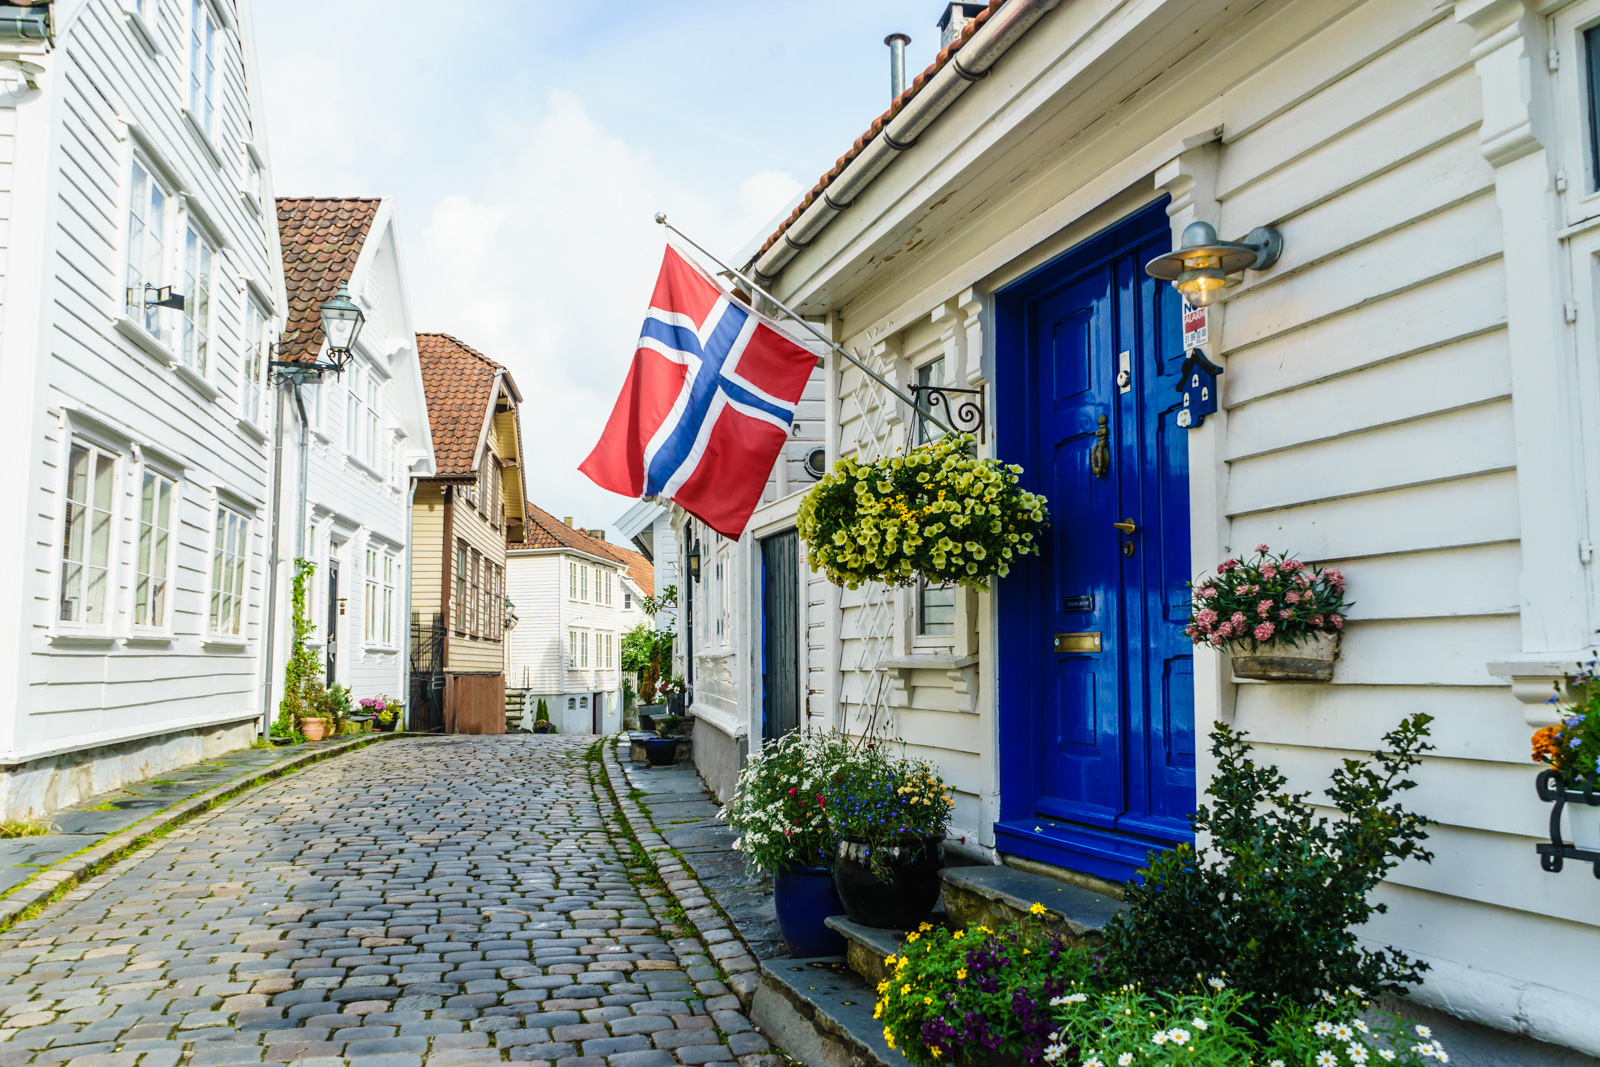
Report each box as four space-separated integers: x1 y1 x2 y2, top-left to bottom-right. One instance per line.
0 819 52 838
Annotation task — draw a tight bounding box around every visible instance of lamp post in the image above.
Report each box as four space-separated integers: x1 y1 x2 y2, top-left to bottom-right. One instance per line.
317 283 365 372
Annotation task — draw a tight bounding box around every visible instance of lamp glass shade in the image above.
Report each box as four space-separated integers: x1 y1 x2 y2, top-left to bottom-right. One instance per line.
686 544 702 581
1175 267 1229 307
320 284 364 355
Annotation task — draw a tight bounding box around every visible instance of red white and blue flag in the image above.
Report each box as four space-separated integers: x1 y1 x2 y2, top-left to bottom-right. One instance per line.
580 245 817 538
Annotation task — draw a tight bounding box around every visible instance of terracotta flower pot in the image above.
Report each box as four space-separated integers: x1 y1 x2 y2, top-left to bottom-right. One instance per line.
299 717 327 742
1229 630 1339 682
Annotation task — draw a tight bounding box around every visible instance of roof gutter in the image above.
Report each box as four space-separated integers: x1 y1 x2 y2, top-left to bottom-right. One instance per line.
751 0 1063 286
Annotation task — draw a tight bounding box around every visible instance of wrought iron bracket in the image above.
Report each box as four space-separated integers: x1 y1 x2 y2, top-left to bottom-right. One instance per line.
907 383 986 447
1535 769 1600 877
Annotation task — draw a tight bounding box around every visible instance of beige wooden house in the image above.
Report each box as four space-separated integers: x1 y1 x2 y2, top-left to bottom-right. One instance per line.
411 333 527 733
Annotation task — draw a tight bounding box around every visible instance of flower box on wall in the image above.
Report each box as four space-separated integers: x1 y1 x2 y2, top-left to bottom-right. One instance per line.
1230 631 1340 683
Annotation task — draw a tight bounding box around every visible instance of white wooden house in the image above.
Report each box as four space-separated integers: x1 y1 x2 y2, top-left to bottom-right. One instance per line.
504 507 650 734
0 0 284 817
272 197 434 716
674 0 1600 1061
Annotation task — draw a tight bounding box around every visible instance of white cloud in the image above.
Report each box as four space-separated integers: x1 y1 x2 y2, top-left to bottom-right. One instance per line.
414 90 802 531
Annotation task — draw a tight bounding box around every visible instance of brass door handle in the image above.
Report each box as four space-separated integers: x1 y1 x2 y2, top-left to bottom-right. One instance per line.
1112 518 1137 533
1090 415 1110 478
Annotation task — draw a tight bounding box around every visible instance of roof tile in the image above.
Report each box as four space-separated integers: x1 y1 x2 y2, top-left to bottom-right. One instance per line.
276 197 382 362
417 332 504 477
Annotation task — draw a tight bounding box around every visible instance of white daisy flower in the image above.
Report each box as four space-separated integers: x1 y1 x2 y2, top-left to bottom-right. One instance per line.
1414 1026 1432 1039
1348 1044 1369 1063
1316 1052 1338 1067
1151 1032 1168 1046
1354 1021 1370 1034
1192 1018 1208 1031
1168 1029 1190 1046
1314 1022 1335 1037
1207 978 1227 990
1378 1052 1396 1062
1117 1056 1134 1066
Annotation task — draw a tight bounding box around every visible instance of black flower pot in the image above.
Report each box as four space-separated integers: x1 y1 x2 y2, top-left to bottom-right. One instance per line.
832 834 944 930
667 693 685 717
643 736 680 767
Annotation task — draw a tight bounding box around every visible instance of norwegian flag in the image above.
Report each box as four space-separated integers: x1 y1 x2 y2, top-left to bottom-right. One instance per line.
580 245 817 538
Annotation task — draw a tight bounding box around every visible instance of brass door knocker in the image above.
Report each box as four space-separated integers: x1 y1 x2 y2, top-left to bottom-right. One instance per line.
1090 415 1110 478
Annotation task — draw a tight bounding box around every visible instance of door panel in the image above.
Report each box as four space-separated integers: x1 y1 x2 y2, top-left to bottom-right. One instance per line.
995 201 1195 883
761 530 800 744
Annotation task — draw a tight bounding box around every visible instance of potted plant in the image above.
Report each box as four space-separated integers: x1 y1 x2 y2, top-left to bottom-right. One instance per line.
1186 545 1350 681
361 694 399 731
825 741 953 930
722 731 850 957
532 697 554 734
655 714 692 738
1532 661 1600 856
662 674 688 717
798 432 1048 591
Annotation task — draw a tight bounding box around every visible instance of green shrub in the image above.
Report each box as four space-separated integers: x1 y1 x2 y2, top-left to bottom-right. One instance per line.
1100 714 1435 1025
535 697 550 723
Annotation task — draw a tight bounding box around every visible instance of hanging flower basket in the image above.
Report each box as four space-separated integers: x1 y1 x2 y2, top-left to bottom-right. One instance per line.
1187 545 1350 683
1532 669 1600 874
797 433 1047 590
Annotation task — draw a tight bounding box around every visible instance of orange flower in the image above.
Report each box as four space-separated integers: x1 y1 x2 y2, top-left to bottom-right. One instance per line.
1532 725 1562 766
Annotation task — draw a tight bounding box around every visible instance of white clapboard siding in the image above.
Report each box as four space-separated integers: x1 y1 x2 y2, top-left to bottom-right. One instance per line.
0 0 280 759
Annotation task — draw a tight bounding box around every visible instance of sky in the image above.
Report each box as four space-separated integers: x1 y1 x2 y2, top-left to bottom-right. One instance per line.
253 0 949 543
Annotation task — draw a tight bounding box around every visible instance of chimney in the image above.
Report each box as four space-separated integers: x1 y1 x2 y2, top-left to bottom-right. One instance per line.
937 2 986 49
563 516 574 527
586 529 607 542
884 33 910 102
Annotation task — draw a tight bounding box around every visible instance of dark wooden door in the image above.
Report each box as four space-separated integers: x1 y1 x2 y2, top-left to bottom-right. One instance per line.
326 559 339 687
761 529 800 744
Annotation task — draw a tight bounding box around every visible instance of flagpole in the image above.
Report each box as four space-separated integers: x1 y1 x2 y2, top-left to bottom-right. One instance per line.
654 214 958 437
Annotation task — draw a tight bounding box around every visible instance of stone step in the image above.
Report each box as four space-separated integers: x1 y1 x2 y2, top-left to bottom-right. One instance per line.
826 915 947 988
751 957 908 1067
939 863 1125 943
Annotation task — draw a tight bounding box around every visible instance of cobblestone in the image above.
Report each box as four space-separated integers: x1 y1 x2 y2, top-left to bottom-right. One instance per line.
0 737 770 1065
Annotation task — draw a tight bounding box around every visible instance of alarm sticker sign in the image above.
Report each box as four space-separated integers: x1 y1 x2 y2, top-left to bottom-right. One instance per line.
1182 300 1208 350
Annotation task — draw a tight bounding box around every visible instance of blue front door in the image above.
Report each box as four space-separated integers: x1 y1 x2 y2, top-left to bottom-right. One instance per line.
995 201 1195 882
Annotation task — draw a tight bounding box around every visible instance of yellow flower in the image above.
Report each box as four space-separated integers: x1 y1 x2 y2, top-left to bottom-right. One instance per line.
923 997 933 1005
930 1049 942 1059
918 922 934 932
957 969 967 980
885 955 896 966
884 1028 896 1050
877 981 889 994
906 931 920 943
901 984 911 995
1029 902 1047 916
952 930 965 940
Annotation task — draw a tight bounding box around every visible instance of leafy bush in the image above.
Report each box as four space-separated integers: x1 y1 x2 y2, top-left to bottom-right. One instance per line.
721 730 848 873
1099 715 1435 1023
1532 657 1600 782
1187 545 1350 650
535 697 550 724
798 433 1047 590
1046 983 1254 1067
275 558 318 739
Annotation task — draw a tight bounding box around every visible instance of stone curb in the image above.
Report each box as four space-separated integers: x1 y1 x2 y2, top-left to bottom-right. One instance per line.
600 735 766 1013
0 730 415 933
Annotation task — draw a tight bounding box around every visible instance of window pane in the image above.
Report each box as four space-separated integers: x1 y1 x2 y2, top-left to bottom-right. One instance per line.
919 581 956 636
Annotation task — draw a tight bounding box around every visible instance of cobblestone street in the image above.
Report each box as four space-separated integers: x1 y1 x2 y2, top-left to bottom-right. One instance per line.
0 737 773 1067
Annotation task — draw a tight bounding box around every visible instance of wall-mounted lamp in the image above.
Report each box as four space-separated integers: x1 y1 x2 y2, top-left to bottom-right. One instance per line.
686 540 702 583
318 283 365 372
1144 221 1282 307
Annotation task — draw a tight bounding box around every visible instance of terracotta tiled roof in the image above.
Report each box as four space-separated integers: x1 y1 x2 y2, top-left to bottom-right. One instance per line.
417 333 502 477
519 503 655 596
276 198 381 362
752 0 1001 264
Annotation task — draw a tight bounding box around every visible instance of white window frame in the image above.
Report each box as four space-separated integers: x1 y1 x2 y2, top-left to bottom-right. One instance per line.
568 629 577 669
134 466 177 633
915 355 947 445
580 564 589 602
569 560 578 600
346 362 368 462
180 222 215 376
604 570 613 606
209 504 248 637
383 554 397 646
364 546 380 644
58 441 120 632
624 589 633 610
580 630 590 669
125 155 171 341
241 298 267 424
715 546 729 645
188 0 218 142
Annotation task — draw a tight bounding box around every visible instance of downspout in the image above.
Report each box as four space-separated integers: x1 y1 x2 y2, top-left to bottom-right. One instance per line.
402 471 413 729
751 0 1063 285
260 379 286 736
293 380 310 559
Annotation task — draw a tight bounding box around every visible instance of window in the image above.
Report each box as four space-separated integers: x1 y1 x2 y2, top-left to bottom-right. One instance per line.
180 224 213 374
243 148 263 208
364 547 380 643
568 630 577 668
469 550 482 636
918 580 956 637
346 364 379 466
135 469 175 629
127 0 157 21
59 443 117 628
188 0 217 140
715 547 729 643
916 357 947 445
455 541 469 631
569 560 578 599
382 555 396 645
580 630 589 668
604 570 613 606
125 158 168 337
624 590 633 610
580 564 588 602
242 300 267 423
209 506 247 636
605 632 614 669
489 458 502 528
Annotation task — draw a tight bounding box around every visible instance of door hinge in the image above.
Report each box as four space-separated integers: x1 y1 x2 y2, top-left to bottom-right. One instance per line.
1582 540 1594 565
1550 47 1561 73
1566 300 1580 323
1556 169 1569 194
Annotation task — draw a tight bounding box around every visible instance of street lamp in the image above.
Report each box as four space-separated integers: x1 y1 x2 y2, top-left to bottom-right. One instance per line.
686 540 702 583
318 283 364 371
1144 221 1282 308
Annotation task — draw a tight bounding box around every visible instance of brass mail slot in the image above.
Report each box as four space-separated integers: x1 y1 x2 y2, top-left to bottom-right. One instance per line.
1054 631 1102 654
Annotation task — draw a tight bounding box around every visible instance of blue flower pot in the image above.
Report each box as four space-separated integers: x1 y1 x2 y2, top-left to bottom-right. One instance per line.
643 736 679 766
773 866 847 958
